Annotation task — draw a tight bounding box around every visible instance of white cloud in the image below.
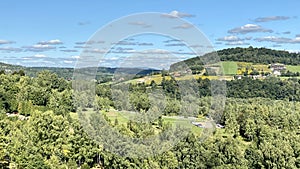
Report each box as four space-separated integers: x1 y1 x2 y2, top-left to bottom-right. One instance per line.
217 35 252 46
63 60 73 64
23 44 56 52
228 24 273 34
33 54 47 58
84 48 107 53
217 35 242 42
254 36 300 44
0 47 22 52
38 39 63 45
162 10 195 18
287 50 300 53
225 41 250 46
75 40 105 45
71 55 80 59
0 40 15 45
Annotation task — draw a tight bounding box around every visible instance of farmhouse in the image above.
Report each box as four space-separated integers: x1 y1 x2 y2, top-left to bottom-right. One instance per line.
270 63 286 76
270 63 286 71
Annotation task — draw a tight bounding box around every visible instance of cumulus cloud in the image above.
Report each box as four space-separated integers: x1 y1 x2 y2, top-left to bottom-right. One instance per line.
225 41 250 46
216 35 252 46
254 36 300 44
38 39 63 45
216 35 242 42
162 10 195 18
228 24 273 34
23 44 56 52
0 40 15 45
254 16 290 22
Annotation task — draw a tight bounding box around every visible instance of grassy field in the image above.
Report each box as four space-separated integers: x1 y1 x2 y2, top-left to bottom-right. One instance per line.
73 108 207 136
103 109 131 124
221 61 238 75
286 65 300 72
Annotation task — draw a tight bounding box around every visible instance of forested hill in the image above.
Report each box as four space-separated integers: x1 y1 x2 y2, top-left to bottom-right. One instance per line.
218 46 300 64
171 47 300 71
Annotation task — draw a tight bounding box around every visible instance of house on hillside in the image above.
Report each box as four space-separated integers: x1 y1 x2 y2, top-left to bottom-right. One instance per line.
173 72 181 77
273 70 281 76
270 63 286 76
270 63 286 71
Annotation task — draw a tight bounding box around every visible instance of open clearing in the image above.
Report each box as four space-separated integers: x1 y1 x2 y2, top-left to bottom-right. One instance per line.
221 61 238 75
286 65 300 72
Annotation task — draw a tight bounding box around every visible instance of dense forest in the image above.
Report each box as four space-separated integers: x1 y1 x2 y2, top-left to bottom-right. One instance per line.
1 67 300 168
218 46 300 65
172 47 300 72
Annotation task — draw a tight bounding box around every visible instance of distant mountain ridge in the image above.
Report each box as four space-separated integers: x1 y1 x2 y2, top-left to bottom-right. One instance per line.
0 62 160 80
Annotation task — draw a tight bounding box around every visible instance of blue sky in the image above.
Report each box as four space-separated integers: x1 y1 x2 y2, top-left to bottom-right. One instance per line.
1 0 300 67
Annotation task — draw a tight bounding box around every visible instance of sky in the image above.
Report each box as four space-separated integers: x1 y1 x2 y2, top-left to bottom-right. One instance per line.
1 0 300 68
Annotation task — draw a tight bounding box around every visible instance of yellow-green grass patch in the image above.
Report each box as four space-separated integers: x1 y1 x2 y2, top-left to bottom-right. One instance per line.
286 65 300 72
221 61 238 75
